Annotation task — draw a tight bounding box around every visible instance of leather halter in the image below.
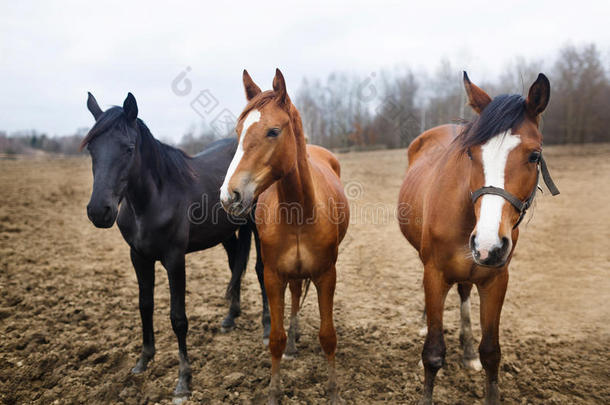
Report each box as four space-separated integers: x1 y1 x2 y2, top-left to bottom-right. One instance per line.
470 153 560 229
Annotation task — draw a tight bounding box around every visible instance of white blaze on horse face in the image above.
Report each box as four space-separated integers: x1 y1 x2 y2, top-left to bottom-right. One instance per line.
220 110 260 203
475 131 521 253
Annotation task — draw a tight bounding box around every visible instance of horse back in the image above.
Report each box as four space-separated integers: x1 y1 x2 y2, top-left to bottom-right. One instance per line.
307 144 341 177
407 124 460 167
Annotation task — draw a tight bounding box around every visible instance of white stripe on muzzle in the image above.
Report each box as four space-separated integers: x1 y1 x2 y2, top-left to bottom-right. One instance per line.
475 131 521 252
220 110 260 203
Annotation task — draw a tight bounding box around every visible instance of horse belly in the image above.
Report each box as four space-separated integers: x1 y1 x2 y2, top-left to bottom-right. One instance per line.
398 165 428 253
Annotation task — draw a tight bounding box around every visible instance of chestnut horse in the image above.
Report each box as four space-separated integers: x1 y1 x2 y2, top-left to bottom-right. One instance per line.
398 73 559 404
220 69 349 404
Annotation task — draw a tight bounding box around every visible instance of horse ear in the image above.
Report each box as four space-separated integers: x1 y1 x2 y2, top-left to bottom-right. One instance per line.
525 73 550 117
123 92 138 122
272 68 291 111
243 69 262 101
87 92 103 120
463 71 492 114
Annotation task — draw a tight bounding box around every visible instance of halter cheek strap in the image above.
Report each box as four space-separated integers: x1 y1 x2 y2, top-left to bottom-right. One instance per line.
471 154 560 229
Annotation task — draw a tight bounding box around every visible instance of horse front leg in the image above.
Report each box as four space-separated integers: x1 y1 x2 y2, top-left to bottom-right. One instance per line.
130 248 156 373
161 251 191 399
420 265 451 405
458 282 482 371
265 268 287 405
477 270 508 405
284 279 302 359
314 266 341 404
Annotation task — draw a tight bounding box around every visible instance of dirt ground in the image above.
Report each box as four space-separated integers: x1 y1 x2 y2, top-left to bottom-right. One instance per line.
1 144 609 404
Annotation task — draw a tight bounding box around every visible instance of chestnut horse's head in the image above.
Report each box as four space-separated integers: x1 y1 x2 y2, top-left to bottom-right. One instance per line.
461 72 551 267
220 69 298 216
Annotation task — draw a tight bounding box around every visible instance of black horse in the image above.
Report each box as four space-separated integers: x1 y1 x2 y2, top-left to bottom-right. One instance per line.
82 92 270 398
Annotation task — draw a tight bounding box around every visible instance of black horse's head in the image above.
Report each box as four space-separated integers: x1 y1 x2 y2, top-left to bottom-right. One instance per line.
82 92 139 228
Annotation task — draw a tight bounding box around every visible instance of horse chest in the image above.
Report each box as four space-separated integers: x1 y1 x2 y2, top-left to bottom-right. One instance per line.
118 207 181 259
267 232 335 278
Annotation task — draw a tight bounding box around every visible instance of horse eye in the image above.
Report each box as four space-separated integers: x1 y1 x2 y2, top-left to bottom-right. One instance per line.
126 145 135 155
267 128 280 138
528 151 541 163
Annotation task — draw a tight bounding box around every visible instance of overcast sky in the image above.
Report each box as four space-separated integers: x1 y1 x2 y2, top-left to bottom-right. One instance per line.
1 1 609 142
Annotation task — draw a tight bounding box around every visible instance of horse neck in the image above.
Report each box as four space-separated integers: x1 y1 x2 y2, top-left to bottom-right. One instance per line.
276 108 316 215
124 125 160 213
432 145 475 226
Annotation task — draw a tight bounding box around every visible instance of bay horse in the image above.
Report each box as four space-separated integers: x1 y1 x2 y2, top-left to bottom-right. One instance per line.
82 93 270 398
398 73 559 404
220 69 349 404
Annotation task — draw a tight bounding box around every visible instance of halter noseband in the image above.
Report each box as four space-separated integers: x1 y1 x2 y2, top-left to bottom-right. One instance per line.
470 153 560 229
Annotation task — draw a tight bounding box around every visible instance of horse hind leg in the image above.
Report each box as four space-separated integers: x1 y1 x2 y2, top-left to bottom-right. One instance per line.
418 306 428 337
220 233 245 333
253 228 271 346
284 279 302 359
418 306 426 369
458 283 482 371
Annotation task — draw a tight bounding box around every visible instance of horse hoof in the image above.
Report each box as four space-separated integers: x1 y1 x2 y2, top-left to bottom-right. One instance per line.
283 352 296 360
172 396 189 405
131 364 146 374
131 357 152 374
262 337 269 347
463 357 482 371
173 378 191 400
330 393 345 405
221 318 236 333
418 359 423 369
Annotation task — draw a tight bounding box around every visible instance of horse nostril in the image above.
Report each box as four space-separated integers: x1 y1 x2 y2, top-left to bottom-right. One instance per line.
501 237 510 252
232 190 242 204
469 234 476 250
102 205 112 220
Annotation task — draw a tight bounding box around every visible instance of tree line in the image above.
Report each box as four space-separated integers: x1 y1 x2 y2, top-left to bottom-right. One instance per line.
1 43 607 156
295 43 610 150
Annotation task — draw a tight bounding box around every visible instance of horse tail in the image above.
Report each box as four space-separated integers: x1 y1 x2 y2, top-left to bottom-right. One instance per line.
299 279 312 309
225 225 252 300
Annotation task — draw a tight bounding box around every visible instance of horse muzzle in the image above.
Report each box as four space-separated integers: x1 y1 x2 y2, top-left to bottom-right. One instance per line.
87 201 118 228
469 234 511 268
221 189 254 218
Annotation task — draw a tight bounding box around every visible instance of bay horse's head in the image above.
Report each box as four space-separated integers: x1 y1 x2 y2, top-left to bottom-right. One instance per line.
461 72 551 267
220 69 298 216
81 93 139 228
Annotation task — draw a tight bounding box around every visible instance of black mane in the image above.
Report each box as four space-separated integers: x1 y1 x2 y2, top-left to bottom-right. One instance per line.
82 106 195 186
458 94 526 149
